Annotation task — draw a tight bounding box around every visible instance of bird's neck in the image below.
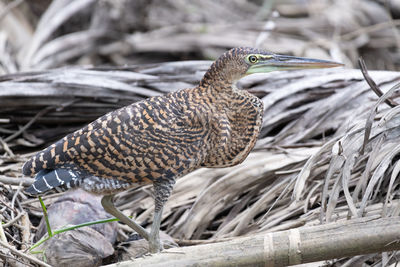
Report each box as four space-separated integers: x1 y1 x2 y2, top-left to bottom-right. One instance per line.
199 59 239 94
199 72 236 95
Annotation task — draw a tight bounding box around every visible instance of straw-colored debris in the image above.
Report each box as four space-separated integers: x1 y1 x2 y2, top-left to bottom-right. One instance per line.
1 0 400 266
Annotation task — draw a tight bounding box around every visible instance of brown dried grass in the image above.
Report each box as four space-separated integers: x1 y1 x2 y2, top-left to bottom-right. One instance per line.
1 0 400 266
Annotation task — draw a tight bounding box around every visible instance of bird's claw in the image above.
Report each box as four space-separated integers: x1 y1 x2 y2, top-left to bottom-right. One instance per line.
148 234 163 253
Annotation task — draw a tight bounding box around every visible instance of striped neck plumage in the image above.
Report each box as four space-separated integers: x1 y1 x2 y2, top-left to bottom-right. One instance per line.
199 57 245 94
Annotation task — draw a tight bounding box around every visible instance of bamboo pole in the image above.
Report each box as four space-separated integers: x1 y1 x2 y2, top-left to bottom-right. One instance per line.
105 216 400 267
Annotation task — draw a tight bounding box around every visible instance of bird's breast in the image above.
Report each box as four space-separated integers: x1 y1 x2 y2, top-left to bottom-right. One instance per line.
201 91 263 168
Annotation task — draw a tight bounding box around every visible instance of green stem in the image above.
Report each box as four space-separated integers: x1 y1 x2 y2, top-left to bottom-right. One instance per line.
38 196 52 238
29 216 119 252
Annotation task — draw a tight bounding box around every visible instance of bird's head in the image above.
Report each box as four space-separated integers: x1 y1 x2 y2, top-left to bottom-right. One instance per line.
201 47 343 89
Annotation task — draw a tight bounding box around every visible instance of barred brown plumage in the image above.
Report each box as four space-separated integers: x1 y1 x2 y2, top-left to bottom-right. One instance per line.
23 47 342 253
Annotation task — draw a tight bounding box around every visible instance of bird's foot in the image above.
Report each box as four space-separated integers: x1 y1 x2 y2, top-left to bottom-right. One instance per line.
148 236 163 253
148 238 178 253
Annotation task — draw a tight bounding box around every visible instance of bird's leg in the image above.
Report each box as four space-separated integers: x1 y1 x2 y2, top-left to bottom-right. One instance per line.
101 194 150 240
149 205 163 253
149 180 174 253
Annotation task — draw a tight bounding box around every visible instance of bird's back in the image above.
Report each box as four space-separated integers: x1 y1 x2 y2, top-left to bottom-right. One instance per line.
24 88 211 195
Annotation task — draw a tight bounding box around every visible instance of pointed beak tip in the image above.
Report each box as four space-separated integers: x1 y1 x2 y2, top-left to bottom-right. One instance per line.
324 62 345 68
289 60 345 70
329 60 345 66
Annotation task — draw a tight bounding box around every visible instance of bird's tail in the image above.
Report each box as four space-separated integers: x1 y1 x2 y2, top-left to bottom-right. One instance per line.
25 169 81 195
23 147 59 177
22 135 75 176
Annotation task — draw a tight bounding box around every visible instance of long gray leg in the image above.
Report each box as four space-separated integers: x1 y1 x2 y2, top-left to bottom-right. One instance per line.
101 194 150 240
148 180 174 253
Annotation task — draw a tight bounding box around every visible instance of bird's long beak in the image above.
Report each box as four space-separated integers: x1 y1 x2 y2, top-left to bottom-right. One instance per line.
246 54 344 74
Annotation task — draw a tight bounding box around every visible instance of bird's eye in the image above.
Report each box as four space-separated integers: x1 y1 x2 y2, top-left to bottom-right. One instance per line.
248 55 258 64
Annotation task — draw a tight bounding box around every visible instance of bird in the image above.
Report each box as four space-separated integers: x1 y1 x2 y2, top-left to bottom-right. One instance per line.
23 47 342 253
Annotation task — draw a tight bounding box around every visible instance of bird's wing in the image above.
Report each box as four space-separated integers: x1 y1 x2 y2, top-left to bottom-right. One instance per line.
23 94 208 184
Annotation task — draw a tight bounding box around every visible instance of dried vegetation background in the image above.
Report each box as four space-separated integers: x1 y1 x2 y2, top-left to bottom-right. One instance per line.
1 0 400 266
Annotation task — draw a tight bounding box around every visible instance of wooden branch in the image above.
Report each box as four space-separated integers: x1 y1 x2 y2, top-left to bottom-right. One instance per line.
0 240 51 267
0 176 33 186
105 217 400 267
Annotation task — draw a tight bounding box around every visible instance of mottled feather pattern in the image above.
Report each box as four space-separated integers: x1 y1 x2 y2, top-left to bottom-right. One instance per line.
24 47 264 195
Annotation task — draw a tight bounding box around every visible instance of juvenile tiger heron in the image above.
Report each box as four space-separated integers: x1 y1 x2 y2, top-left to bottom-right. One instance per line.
23 47 342 253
